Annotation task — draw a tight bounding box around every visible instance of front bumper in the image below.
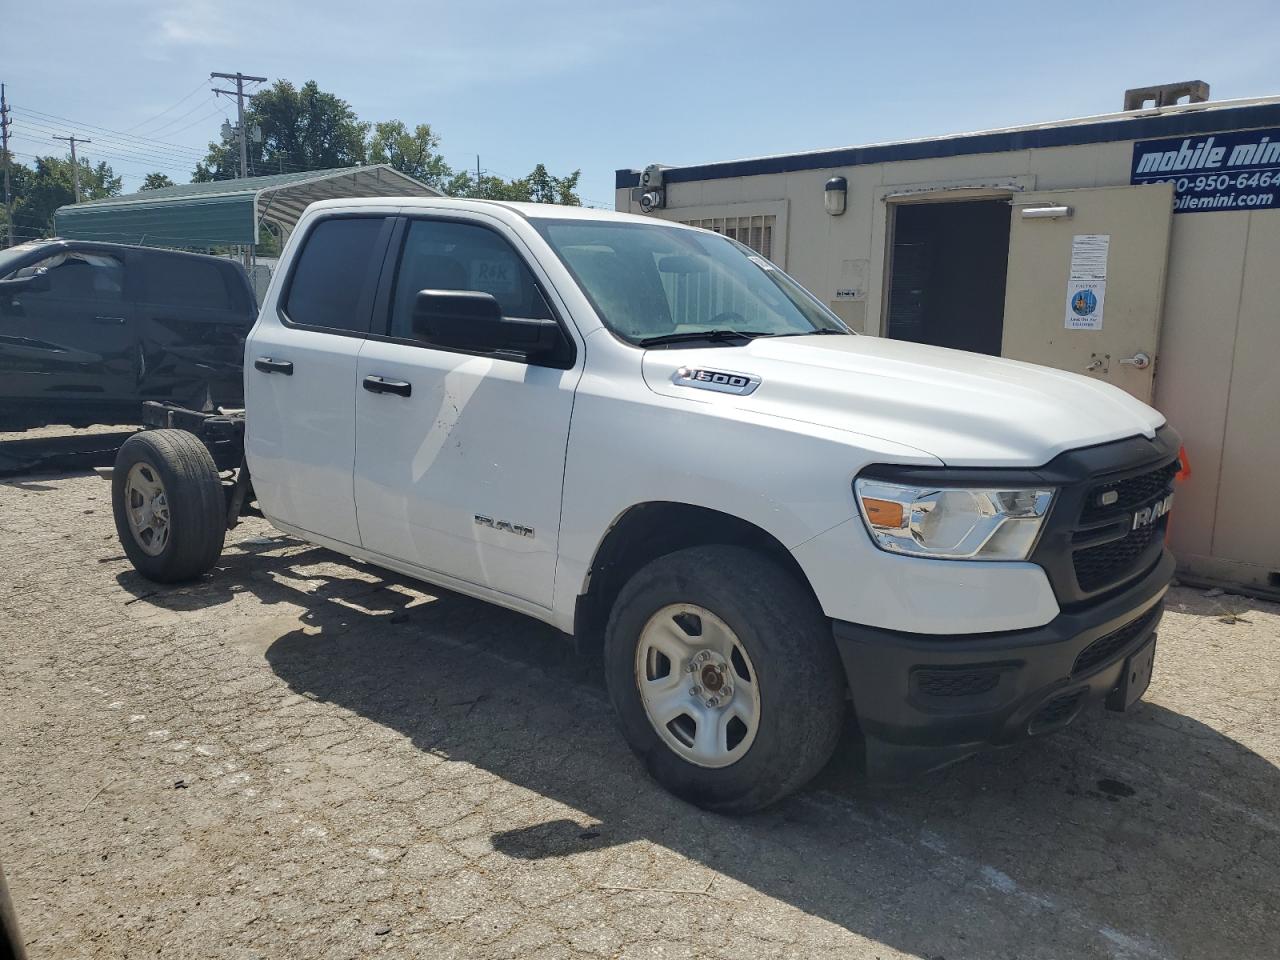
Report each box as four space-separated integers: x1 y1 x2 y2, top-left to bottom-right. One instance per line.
832 549 1174 780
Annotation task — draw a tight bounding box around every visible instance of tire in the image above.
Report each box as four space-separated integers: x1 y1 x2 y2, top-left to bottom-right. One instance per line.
112 429 226 583
604 545 846 813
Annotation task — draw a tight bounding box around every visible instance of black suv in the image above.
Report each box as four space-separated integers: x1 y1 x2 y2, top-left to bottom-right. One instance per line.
0 240 256 429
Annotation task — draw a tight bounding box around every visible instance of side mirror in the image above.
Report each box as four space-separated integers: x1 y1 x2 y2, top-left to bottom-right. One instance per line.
411 289 561 359
0 268 51 294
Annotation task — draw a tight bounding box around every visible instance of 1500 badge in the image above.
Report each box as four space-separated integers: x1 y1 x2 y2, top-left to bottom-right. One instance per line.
672 367 761 396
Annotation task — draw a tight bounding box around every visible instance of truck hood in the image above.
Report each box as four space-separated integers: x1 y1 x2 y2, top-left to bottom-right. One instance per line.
641 334 1166 467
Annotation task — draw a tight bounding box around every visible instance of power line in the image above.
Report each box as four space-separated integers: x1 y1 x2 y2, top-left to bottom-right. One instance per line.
10 134 318 180
121 78 215 134
140 94 224 138
7 143 195 180
11 122 210 167
13 112 215 164
15 104 224 153
150 103 231 139
8 113 323 178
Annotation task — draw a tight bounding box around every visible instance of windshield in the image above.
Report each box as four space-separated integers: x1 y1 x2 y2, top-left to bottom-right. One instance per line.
0 242 49 280
532 219 849 346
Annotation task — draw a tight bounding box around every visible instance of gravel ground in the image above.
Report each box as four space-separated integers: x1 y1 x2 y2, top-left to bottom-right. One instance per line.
1 471 1277 960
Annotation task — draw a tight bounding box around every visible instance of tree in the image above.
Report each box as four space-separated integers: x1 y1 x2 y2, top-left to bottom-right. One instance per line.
525 163 582 206
5 154 121 237
193 79 369 181
184 76 583 208
367 121 452 191
443 169 528 201
443 164 582 205
0 152 32 242
140 172 176 191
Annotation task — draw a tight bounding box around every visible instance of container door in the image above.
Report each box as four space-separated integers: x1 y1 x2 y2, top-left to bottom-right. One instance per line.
1001 182 1174 402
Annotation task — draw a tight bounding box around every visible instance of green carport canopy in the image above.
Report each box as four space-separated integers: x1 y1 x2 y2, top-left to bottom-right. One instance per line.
54 165 440 249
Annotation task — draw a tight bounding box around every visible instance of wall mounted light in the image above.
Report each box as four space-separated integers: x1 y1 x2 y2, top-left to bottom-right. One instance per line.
1020 205 1073 220
825 176 848 216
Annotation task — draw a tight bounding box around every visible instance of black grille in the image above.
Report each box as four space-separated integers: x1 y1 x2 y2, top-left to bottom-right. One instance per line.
1070 458 1177 593
1081 460 1178 523
1072 606 1160 676
916 669 1000 698
1073 516 1165 592
1028 690 1085 734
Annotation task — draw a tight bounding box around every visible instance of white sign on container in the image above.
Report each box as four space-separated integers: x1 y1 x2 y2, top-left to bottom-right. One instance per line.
1064 234 1109 331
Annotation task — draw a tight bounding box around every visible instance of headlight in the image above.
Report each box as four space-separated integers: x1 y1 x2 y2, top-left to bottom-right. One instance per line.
855 478 1054 561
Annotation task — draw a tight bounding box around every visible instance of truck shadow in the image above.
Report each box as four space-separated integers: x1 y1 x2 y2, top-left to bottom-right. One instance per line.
147 541 1278 958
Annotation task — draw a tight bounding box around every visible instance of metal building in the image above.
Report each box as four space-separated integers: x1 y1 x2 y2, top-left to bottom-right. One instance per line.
54 165 439 251
617 89 1280 593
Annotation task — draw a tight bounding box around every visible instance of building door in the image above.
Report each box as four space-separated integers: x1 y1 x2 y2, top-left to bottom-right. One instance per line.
1001 183 1174 402
884 199 1012 355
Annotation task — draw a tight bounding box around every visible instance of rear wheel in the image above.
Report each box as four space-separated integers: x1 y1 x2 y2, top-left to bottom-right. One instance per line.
112 429 226 583
604 545 846 813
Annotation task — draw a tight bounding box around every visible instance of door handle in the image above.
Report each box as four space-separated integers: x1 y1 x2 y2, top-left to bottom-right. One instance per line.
254 357 294 375
1118 352 1152 370
93 315 127 325
363 375 412 397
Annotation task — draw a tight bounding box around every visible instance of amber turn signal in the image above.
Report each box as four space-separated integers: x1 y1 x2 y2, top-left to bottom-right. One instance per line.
861 497 904 528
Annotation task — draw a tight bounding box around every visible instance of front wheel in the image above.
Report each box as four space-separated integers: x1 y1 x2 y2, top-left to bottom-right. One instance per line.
112 429 226 583
604 545 846 813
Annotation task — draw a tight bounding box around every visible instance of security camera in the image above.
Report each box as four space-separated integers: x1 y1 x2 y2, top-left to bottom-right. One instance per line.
638 189 664 213
633 164 668 213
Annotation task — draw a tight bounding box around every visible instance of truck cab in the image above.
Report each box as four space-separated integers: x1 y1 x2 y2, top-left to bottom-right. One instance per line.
0 240 255 429
111 198 1178 812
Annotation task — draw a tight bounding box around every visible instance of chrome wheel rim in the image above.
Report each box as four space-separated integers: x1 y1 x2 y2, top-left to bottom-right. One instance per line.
124 461 171 557
635 603 761 768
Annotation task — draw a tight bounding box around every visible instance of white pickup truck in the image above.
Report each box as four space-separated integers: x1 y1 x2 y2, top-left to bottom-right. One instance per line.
111 198 1178 812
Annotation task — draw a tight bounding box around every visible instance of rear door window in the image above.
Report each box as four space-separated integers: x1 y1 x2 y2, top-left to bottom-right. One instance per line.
141 255 232 310
284 217 389 334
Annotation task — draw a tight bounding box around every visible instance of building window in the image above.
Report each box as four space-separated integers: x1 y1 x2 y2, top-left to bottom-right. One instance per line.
679 214 775 262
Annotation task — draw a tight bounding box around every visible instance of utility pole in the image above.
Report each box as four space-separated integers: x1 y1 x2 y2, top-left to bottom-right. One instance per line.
212 71 266 270
1 83 12 247
210 71 266 180
52 134 91 203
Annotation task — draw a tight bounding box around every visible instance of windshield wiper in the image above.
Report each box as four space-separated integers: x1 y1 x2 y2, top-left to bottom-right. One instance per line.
637 329 774 347
770 328 851 338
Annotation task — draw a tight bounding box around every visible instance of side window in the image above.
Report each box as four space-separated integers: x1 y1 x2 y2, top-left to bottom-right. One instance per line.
284 217 387 333
387 219 552 340
142 256 231 310
20 252 124 300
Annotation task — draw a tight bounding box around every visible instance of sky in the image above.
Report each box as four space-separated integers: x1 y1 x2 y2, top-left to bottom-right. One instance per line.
4 0 1279 206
